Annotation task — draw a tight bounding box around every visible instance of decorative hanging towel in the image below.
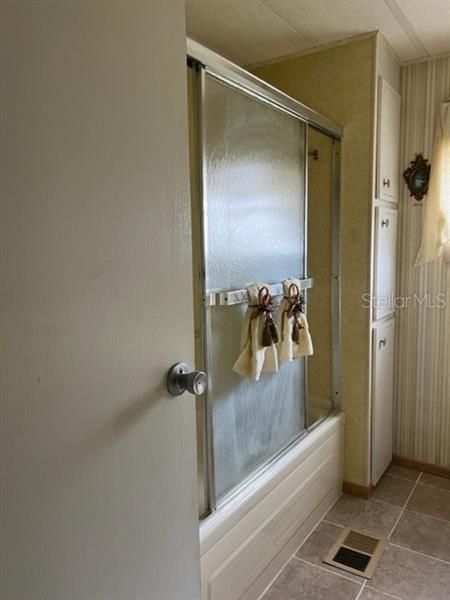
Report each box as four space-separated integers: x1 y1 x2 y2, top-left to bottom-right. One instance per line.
278 278 313 364
233 284 279 381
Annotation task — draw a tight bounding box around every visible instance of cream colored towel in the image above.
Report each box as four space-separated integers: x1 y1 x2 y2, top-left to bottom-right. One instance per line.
233 283 279 381
278 278 313 363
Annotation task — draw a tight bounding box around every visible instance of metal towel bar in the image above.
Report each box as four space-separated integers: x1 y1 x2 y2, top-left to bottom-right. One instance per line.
204 277 314 307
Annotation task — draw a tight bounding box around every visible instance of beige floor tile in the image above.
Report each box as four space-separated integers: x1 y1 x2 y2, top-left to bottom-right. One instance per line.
262 558 362 600
390 509 450 562
325 494 401 538
371 475 415 507
369 544 450 600
296 521 364 582
407 484 450 522
420 472 450 492
360 587 402 600
387 464 420 482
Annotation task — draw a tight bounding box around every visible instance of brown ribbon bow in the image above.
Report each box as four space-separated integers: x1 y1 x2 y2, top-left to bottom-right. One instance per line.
283 283 305 344
250 286 280 348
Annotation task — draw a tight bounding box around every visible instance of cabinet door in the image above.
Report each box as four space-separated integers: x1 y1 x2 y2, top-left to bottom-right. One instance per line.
372 319 395 485
374 207 398 321
377 78 401 203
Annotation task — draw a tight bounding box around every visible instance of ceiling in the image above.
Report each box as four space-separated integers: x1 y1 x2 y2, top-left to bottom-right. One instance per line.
185 0 450 65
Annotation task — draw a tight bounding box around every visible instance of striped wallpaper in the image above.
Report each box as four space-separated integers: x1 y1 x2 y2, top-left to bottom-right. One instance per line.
395 56 450 467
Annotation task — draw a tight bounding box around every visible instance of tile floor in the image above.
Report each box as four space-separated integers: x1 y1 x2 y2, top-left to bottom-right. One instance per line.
262 466 450 600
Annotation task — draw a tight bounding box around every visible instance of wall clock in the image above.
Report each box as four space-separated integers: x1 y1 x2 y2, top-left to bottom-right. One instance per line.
403 154 431 201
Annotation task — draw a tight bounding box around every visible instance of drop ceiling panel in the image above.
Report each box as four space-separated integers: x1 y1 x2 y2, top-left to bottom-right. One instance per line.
262 0 421 61
396 0 450 56
186 0 450 65
185 0 311 65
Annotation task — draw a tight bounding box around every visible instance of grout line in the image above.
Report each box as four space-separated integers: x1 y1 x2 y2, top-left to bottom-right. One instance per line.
354 580 367 600
384 471 421 484
322 518 345 528
366 496 405 509
382 472 419 483
387 472 422 539
405 508 450 526
365 585 404 600
293 556 363 585
416 481 450 494
388 542 450 567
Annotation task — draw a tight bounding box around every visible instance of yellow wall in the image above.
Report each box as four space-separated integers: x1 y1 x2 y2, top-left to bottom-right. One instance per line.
252 36 376 486
306 127 333 424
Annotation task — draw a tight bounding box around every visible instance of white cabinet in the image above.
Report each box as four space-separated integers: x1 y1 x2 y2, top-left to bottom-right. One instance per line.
371 319 395 485
373 206 398 321
377 78 401 203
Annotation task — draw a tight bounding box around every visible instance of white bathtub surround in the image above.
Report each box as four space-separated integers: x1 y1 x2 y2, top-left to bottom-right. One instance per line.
200 413 344 600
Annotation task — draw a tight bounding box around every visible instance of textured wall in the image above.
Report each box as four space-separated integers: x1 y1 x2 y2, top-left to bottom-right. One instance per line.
252 36 375 486
395 56 450 468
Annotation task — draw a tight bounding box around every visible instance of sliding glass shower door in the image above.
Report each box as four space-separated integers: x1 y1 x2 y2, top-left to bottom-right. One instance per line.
188 45 341 518
200 72 308 504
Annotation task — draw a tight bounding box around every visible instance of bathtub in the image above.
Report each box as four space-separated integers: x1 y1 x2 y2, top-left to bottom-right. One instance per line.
199 412 344 600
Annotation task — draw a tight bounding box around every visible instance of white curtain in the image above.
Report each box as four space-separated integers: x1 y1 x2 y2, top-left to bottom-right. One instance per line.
415 101 450 265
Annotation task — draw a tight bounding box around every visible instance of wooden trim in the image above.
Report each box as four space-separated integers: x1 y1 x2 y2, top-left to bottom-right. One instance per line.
344 461 396 499
343 481 371 499
392 455 450 479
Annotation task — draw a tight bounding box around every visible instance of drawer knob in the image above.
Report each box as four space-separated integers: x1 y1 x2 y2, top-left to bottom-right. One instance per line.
381 218 390 228
379 338 387 349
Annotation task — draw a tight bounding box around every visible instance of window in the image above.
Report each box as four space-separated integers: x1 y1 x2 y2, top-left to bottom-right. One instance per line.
415 101 450 265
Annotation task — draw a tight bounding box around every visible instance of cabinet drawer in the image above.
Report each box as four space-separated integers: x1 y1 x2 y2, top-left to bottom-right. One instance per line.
377 78 401 203
373 207 398 321
371 319 395 485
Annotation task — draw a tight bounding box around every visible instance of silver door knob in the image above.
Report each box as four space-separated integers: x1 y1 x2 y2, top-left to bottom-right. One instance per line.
166 363 208 396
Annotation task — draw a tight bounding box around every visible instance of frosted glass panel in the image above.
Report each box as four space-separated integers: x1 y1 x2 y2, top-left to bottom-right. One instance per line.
203 74 307 499
210 305 305 498
204 75 305 291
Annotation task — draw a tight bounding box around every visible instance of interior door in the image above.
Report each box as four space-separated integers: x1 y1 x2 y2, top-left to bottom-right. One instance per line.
0 3 200 600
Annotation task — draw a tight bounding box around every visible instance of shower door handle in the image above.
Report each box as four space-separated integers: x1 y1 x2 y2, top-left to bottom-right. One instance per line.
166 363 208 397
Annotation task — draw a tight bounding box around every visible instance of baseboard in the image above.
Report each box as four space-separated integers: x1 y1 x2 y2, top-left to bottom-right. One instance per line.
342 481 371 499
344 459 397 498
392 455 450 479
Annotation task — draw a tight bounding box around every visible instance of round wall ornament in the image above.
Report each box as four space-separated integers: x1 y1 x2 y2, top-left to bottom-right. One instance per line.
403 154 431 201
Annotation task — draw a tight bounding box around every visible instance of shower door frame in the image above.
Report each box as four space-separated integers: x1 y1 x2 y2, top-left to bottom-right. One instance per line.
188 38 343 517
